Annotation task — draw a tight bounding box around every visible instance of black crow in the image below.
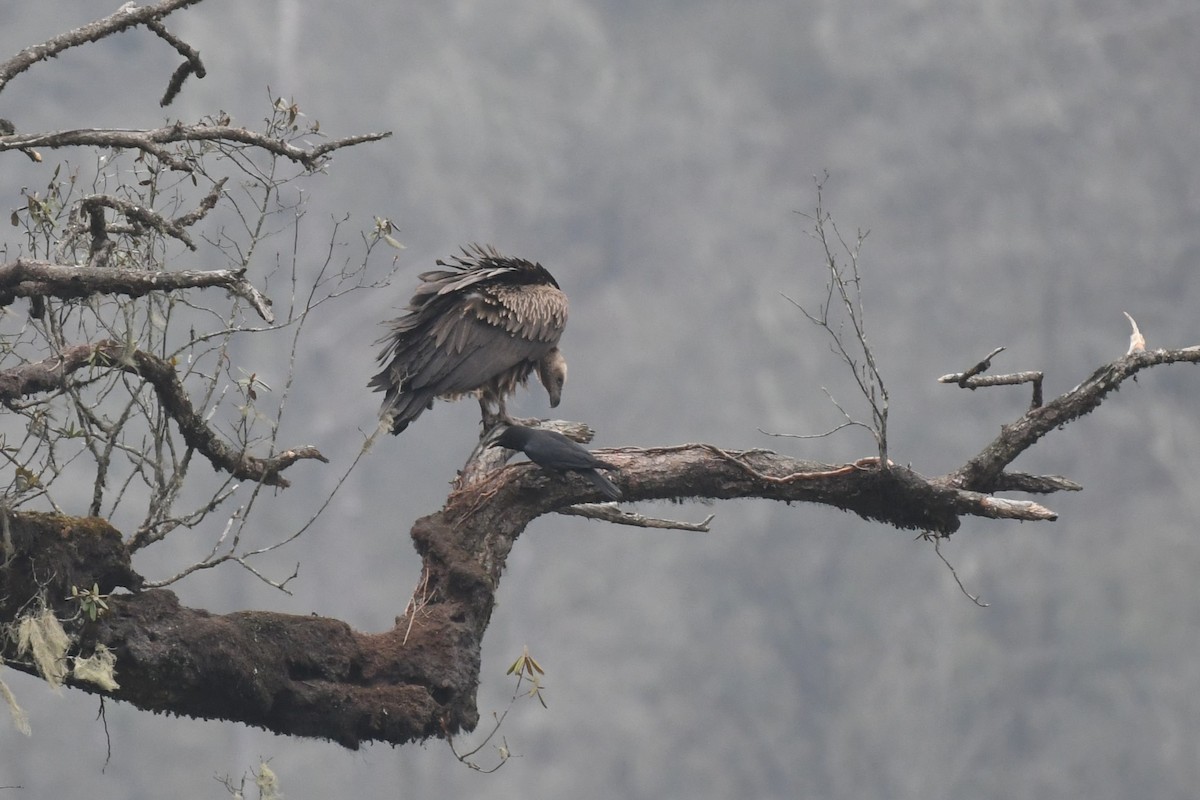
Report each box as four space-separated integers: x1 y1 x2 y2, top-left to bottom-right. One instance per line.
491 424 621 500
370 244 568 434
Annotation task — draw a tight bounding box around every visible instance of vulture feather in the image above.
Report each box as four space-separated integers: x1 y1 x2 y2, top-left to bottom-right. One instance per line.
370 244 568 434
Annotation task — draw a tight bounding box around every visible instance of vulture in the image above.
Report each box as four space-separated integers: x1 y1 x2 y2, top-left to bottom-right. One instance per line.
490 424 622 500
370 244 568 434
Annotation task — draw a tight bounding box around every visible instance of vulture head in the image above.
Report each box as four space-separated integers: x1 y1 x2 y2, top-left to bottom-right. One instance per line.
536 347 567 408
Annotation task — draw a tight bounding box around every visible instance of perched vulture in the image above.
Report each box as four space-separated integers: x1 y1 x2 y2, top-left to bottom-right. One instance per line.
370 244 568 434
490 424 622 500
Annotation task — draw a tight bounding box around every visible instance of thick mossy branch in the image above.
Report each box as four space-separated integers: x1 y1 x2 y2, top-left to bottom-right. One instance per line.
97 590 475 748
0 513 482 749
0 513 141 613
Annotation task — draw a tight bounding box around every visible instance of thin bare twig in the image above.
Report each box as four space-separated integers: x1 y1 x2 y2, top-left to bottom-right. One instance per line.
558 504 714 531
938 347 1044 409
954 346 1006 386
937 371 1045 389
928 535 988 607
75 177 227 251
0 125 391 173
785 174 890 463
144 17 206 105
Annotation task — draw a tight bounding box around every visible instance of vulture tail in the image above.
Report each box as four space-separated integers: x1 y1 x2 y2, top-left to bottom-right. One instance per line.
380 389 436 435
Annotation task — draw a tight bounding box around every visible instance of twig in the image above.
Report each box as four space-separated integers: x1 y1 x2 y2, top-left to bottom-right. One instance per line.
0 341 325 486
987 472 1082 494
937 370 1045 389
0 0 205 96
939 368 1045 409
787 173 889 462
930 536 988 607
946 491 1058 521
943 344 1200 492
758 385 876 442
141 508 241 585
0 117 39 162
939 346 1044 409
954 346 1006 386
75 179 227 251
0 125 391 173
558 505 714 531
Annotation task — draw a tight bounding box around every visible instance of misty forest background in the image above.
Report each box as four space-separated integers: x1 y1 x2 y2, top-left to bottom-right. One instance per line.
3 1 1200 798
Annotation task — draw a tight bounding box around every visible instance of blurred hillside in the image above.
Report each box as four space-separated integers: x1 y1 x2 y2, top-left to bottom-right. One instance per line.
2 2 1199 798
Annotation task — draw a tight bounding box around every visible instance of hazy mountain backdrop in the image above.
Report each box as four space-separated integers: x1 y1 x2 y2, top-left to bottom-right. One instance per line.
3 1 1199 798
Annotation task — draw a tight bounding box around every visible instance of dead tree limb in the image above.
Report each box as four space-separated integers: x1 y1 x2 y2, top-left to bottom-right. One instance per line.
940 345 1200 492
0 125 392 173
0 0 205 99
0 341 324 486
939 363 1045 410
76 192 207 251
0 260 274 321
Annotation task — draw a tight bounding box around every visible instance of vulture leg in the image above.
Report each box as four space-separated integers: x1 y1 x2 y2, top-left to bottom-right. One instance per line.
479 393 514 429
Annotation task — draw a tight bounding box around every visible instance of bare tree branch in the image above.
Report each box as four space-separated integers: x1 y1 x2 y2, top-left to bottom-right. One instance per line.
945 491 1058 521
0 341 324 486
951 345 1007 386
0 260 274 321
787 175 890 462
931 537 989 607
0 125 391 173
144 16 206 105
941 345 1200 492
0 0 205 98
76 186 220 251
987 472 1082 494
4 0 1199 762
938 370 1045 389
939 353 1045 409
